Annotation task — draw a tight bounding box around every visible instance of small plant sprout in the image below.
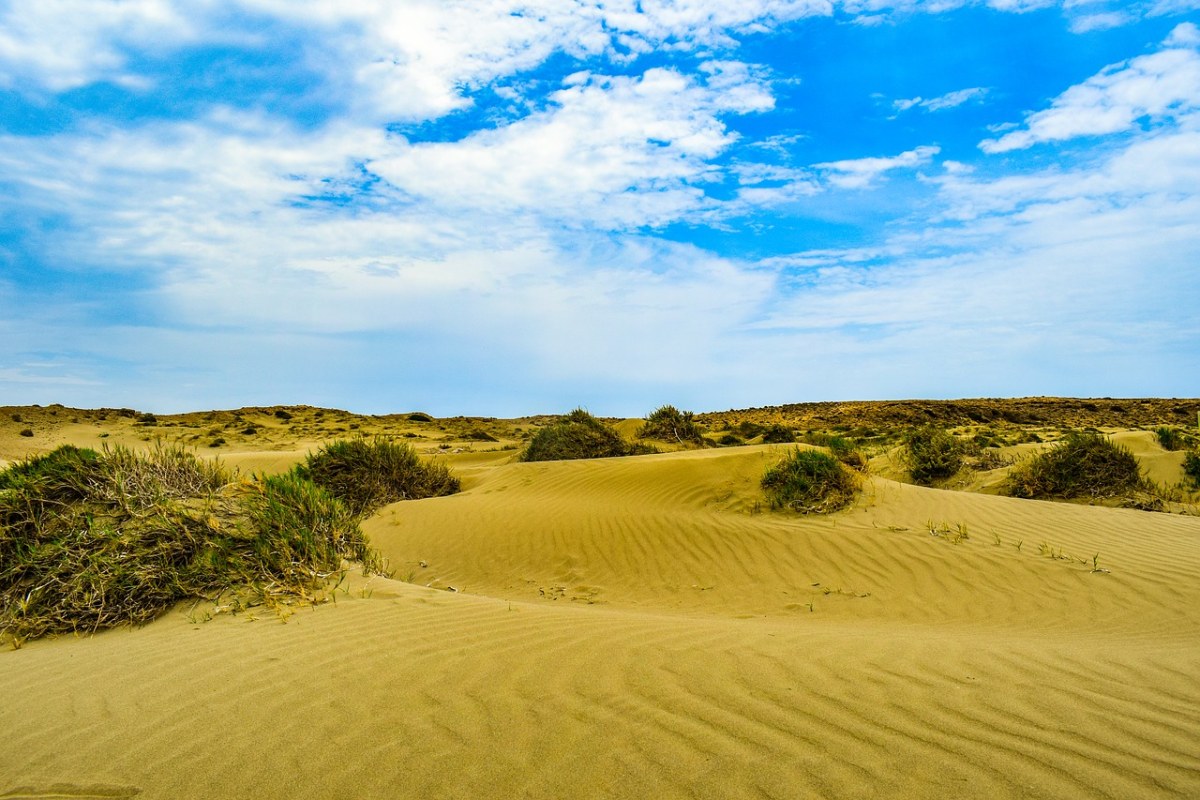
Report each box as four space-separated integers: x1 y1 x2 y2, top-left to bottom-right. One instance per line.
1091 554 1110 574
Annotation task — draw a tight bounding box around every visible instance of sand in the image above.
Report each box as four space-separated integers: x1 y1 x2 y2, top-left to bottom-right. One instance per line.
1 406 1199 799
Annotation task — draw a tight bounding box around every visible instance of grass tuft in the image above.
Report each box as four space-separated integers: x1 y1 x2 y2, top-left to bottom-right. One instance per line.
295 438 460 516
760 424 795 444
902 426 963 485
1154 427 1190 451
1006 432 1147 500
761 448 859 514
638 405 706 446
0 444 382 645
1182 450 1200 488
520 408 655 462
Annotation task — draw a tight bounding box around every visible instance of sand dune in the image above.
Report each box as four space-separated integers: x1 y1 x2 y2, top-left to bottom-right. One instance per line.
2 414 1199 799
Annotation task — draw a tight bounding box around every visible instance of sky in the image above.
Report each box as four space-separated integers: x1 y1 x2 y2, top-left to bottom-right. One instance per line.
1 1 1198 416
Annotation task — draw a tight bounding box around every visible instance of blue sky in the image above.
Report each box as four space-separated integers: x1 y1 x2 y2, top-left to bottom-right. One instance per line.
1 1 1198 416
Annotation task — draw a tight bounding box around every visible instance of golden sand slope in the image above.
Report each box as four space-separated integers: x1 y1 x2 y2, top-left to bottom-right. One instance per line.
2 444 1199 799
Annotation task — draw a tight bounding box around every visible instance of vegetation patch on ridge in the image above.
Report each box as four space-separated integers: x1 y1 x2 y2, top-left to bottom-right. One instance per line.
1005 432 1147 501
0 444 385 647
902 426 963 485
295 438 460 516
761 448 860 514
638 405 707 446
521 409 656 462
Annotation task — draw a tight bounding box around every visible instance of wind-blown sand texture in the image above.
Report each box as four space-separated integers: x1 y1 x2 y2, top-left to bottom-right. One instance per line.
2 401 1199 799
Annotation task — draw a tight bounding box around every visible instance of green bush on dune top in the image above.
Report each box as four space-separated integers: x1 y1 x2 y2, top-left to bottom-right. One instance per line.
295 438 460 516
520 408 656 462
761 448 859 514
1183 450 1200 488
1006 432 1147 500
902 426 963 485
638 405 706 446
0 443 384 646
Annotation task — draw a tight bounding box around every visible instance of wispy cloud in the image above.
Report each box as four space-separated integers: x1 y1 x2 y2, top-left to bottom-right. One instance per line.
893 87 988 114
981 24 1200 152
813 146 941 189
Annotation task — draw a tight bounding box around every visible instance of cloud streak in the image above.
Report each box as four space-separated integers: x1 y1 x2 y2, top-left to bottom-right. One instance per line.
981 25 1200 152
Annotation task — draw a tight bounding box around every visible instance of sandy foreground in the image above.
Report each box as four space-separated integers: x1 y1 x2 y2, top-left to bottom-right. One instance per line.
1 407 1199 799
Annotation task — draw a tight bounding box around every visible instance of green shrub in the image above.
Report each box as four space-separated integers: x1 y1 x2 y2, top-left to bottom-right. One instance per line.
734 421 765 439
245 472 379 578
521 409 651 462
828 436 869 472
1182 450 1200 488
408 412 434 423
639 405 705 445
0 444 380 644
902 426 963 484
0 444 101 495
761 424 795 444
1006 432 1146 500
761 449 859 514
273 409 293 420
717 433 744 446
295 438 459 516
1155 427 1191 451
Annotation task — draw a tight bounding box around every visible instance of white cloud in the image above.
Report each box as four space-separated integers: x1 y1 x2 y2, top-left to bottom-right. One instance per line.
0 0 195 90
893 87 988 114
981 28 1200 152
813 145 940 188
369 65 772 228
0 0 830 120
1069 11 1134 33
746 125 1200 398
1165 20 1200 46
1148 0 1200 17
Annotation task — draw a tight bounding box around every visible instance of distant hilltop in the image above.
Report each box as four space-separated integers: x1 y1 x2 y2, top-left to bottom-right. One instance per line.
696 398 1200 431
3 397 1198 434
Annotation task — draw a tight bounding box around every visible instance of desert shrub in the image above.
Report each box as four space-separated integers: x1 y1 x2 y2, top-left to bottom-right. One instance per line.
902 426 963 484
463 429 499 442
408 412 434 423
0 444 102 499
295 438 459 516
1006 432 1146 500
761 449 859 514
827 436 869 472
639 405 706 445
244 471 378 576
1155 427 1191 451
10 413 21 423
1182 450 1200 488
273 409 294 421
761 424 795 444
734 421 765 439
717 433 744 446
18 428 33 438
520 409 651 462
0 444 379 644
136 412 158 424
